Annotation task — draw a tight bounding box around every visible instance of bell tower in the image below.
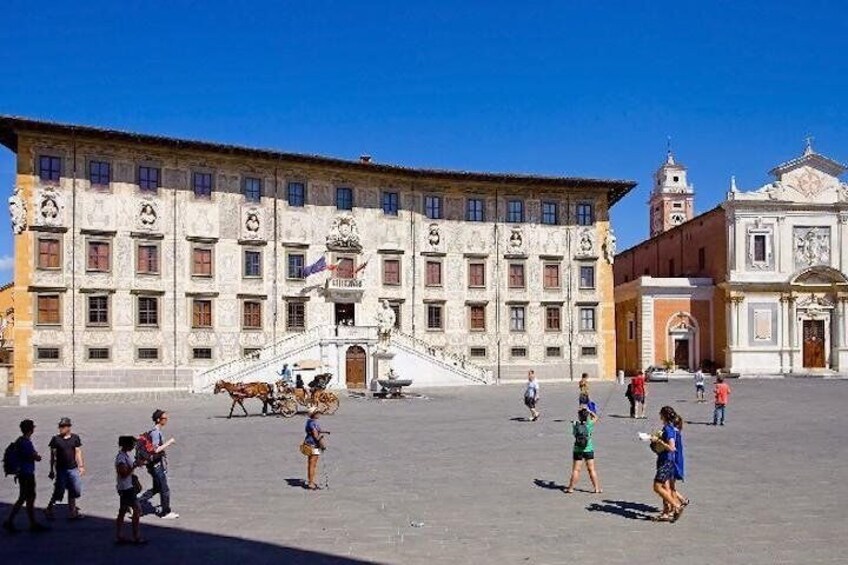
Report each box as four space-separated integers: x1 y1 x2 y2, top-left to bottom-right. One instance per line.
649 147 694 237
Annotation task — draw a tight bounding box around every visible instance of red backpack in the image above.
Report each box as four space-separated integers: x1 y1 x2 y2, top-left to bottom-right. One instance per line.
135 432 160 464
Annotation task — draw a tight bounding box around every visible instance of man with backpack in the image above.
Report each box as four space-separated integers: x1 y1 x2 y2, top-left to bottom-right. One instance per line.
3 419 49 533
139 409 178 519
565 408 602 494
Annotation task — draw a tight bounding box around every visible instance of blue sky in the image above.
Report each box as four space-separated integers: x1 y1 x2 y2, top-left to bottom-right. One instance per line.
1 1 847 278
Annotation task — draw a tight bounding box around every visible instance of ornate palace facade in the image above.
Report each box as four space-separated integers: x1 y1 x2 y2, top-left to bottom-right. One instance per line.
0 116 634 393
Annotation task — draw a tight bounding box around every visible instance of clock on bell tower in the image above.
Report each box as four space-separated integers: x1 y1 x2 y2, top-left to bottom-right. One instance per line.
648 148 695 237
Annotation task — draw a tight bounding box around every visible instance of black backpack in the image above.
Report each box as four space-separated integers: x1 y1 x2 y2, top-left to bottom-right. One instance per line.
574 422 590 450
3 439 21 477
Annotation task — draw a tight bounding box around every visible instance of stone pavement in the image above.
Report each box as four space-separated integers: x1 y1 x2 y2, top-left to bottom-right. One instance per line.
0 379 846 564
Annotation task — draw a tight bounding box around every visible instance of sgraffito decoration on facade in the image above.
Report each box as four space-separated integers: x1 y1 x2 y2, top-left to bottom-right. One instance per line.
576 228 596 257
241 208 263 241
327 215 362 251
137 199 160 231
35 188 64 228
8 187 26 234
508 226 524 254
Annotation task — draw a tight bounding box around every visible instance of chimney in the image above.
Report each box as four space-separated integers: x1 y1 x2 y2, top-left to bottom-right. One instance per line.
359 154 372 164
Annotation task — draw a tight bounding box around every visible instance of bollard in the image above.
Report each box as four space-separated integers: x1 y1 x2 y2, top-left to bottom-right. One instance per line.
19 385 28 407
617 370 625 385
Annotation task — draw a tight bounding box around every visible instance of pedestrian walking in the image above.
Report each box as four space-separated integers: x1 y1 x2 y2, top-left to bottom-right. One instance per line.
565 407 602 494
625 380 636 418
578 373 590 406
277 363 293 386
141 409 178 519
303 407 330 490
524 371 540 421
713 376 731 426
694 369 706 403
649 406 685 523
2 419 49 533
45 417 85 521
631 371 647 419
115 436 145 545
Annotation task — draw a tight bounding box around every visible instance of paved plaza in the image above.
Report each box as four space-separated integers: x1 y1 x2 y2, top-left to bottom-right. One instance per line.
0 378 846 564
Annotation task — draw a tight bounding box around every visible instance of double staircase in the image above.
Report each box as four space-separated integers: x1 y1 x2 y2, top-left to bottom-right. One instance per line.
192 325 492 392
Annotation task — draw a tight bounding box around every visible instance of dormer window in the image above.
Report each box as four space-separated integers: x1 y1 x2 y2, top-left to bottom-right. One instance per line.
673 176 679 182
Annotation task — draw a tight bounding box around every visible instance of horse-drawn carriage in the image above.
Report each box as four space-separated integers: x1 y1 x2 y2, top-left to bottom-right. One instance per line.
214 372 339 418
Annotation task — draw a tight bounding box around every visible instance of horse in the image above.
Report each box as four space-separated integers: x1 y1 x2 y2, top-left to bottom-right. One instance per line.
213 380 275 418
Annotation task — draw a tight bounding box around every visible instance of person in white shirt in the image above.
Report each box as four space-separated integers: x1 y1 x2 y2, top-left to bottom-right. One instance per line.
524 371 540 421
694 369 706 403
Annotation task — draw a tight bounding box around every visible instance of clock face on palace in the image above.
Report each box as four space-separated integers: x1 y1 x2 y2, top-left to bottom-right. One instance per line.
669 212 686 225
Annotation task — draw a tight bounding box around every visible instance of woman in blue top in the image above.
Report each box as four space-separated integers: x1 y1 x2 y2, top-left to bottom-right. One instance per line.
304 408 330 490
650 406 685 522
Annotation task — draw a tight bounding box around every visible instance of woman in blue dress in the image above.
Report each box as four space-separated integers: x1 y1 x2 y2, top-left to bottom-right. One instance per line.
650 406 685 522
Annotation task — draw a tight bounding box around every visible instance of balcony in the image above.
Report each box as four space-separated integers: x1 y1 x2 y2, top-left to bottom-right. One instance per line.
325 277 365 302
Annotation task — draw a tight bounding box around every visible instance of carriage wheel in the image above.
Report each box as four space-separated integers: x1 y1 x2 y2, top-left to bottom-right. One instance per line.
321 393 340 415
280 397 298 418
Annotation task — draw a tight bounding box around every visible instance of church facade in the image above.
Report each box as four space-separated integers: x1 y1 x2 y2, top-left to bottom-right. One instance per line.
0 116 634 394
615 144 848 376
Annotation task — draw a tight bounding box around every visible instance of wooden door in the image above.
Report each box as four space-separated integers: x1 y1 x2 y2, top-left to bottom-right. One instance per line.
345 346 366 388
674 339 689 370
803 320 826 368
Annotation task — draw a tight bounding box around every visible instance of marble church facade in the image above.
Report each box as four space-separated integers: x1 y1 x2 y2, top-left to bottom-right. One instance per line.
0 116 634 393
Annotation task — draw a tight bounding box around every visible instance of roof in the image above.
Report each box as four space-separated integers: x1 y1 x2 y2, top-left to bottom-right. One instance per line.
0 115 636 206
615 205 725 257
769 147 846 178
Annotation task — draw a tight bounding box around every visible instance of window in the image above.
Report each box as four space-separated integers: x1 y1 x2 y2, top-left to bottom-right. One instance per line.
137 296 159 327
287 253 305 280
382 191 399 216
138 166 160 192
507 200 524 223
192 299 213 328
243 177 262 202
37 295 61 325
579 307 596 331
87 240 111 272
389 302 402 329
426 261 442 286
39 156 61 182
336 257 355 279
137 347 159 361
672 201 683 209
627 319 636 341
87 295 109 327
542 202 558 225
468 262 485 288
668 258 675 276
509 306 526 331
698 247 706 271
546 346 562 358
87 347 110 361
543 264 560 289
508 264 525 288
243 348 261 357
336 187 353 210
192 172 213 198
288 182 306 207
192 247 213 277
36 347 60 361
89 160 111 186
37 238 61 269
469 305 486 331
466 198 484 222
581 346 598 357
426 304 444 330
545 306 561 331
579 266 595 289
286 301 306 330
753 235 767 262
243 301 262 329
137 244 159 274
576 202 594 226
424 195 443 220
243 250 262 278
193 348 213 360
510 347 527 358
382 259 401 285
673 176 679 182
469 347 487 358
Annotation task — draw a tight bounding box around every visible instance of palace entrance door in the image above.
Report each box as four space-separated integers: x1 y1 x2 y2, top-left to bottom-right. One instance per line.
345 346 366 389
802 320 826 368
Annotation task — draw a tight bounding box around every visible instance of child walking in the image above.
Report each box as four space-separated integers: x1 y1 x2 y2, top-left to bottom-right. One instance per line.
524 371 540 421
565 408 602 494
694 369 706 403
115 436 145 545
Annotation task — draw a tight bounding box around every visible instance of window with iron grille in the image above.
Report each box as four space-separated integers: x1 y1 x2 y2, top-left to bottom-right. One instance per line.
137 296 159 327
288 182 306 207
382 191 399 215
469 347 487 358
192 299 213 328
193 348 213 360
507 200 524 223
243 301 262 329
581 347 598 357
508 264 525 288
466 198 484 222
244 250 262 278
546 346 562 357
36 347 60 361
89 160 111 186
37 238 61 269
509 306 526 331
469 305 486 331
39 156 61 182
87 295 109 327
541 202 558 225
336 187 353 210
138 166 160 192
87 347 110 361
137 347 160 360
510 347 527 358
87 241 111 272
425 195 442 219
243 177 262 202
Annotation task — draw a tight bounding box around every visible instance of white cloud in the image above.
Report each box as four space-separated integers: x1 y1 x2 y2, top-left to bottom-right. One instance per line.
0 255 13 273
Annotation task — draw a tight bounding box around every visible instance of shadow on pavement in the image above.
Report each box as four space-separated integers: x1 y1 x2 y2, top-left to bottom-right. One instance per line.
606 415 635 419
508 417 529 422
585 499 659 521
533 479 566 492
684 420 713 426
284 478 310 489
0 501 375 565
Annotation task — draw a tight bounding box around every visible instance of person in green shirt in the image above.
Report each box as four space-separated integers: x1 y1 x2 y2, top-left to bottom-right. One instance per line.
565 408 602 494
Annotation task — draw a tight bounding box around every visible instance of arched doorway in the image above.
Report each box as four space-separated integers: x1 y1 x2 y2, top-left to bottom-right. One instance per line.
666 312 699 371
345 346 367 389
